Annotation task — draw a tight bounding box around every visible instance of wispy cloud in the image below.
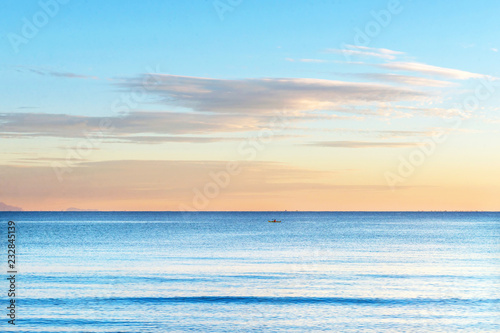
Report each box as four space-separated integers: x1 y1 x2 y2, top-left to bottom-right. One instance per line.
0 110 315 143
352 73 456 87
324 46 493 82
107 135 241 144
291 126 467 140
2 72 428 141
326 45 405 60
308 141 421 148
373 130 437 139
18 67 99 80
376 62 490 80
120 74 426 114
0 111 261 138
390 105 465 117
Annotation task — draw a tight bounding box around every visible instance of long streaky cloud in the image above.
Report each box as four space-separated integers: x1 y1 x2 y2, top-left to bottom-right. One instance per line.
0 111 260 138
309 141 421 148
354 73 455 87
326 45 405 60
121 74 426 113
377 62 490 80
19 67 99 80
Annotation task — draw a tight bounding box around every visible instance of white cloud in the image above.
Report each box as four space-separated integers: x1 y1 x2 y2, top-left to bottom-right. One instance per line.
377 62 490 80
327 45 405 60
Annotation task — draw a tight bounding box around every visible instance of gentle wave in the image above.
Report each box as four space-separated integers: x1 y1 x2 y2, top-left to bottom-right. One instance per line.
20 296 500 306
356 273 496 280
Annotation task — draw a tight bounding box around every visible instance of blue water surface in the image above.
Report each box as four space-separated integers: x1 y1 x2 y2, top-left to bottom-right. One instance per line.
0 211 498 332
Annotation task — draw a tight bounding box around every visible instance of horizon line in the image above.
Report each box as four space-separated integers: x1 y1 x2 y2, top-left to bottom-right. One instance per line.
1 210 499 213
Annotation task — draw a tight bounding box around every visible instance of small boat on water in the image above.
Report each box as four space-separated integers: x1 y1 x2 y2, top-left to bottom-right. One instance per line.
268 219 281 223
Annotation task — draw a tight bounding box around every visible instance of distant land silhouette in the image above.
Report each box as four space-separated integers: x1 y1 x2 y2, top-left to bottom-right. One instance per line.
0 202 23 211
65 207 100 212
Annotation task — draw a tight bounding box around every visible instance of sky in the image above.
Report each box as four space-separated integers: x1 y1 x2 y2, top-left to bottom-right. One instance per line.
1 0 499 211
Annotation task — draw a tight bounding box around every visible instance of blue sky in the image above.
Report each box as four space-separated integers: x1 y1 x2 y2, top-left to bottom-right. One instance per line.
1 0 499 211
2 0 500 114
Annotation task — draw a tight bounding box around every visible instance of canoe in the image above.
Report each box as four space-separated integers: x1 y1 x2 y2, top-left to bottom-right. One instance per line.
268 220 281 223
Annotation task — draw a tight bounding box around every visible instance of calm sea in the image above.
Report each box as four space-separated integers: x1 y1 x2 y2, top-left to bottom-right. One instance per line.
0 212 499 332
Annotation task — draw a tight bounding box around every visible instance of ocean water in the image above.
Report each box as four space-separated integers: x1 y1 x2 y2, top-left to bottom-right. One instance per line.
0 211 499 332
